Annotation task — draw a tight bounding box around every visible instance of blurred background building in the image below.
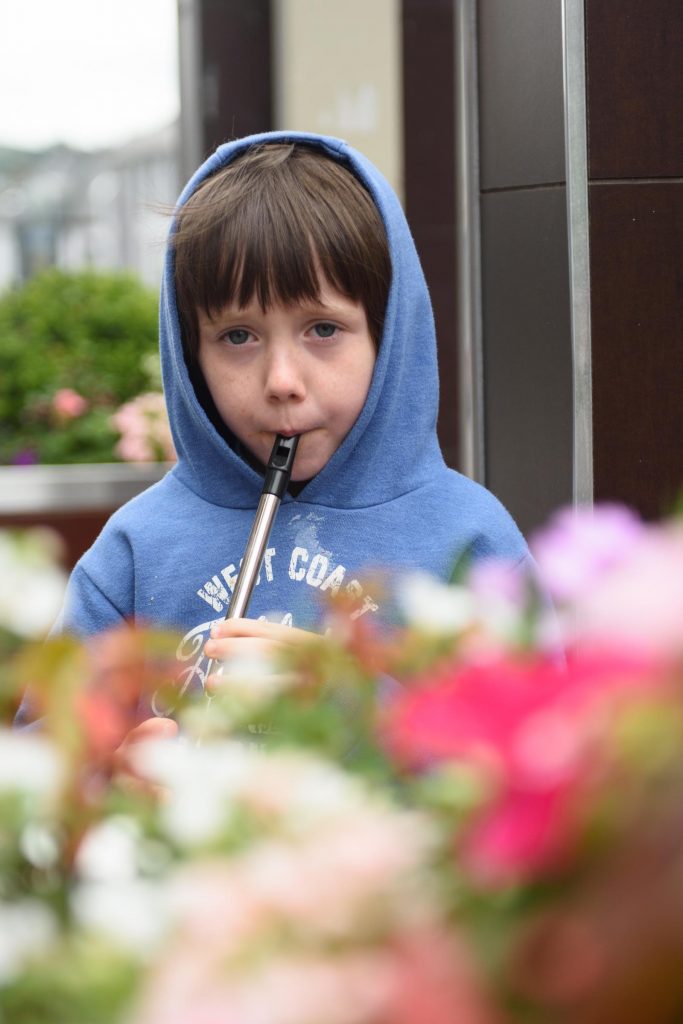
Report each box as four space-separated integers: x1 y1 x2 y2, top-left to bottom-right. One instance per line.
0 124 179 288
0 0 681 556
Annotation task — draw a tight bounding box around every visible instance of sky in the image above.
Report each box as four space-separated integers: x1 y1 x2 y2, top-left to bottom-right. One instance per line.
0 0 180 152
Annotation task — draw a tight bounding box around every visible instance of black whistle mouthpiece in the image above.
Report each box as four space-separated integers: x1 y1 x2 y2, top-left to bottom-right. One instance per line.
263 434 300 498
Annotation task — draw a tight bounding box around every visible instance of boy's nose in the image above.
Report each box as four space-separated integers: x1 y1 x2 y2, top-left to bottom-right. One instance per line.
263 345 306 402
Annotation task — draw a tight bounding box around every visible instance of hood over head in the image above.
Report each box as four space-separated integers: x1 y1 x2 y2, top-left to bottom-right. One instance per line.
160 130 445 510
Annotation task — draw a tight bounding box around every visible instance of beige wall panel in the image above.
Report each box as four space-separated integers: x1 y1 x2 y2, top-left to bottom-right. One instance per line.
273 0 403 196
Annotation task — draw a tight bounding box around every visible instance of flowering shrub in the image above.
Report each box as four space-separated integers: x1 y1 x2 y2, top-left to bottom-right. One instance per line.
2 502 683 1023
0 269 167 465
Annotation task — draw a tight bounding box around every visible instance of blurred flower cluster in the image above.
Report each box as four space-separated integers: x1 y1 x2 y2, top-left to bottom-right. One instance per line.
1 501 683 1023
111 393 176 463
7 385 175 466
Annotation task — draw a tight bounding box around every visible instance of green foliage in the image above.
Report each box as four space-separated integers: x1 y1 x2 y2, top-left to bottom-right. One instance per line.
0 939 140 1024
0 269 160 464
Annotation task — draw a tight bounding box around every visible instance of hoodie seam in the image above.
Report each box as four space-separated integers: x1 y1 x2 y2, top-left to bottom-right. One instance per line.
75 563 127 619
290 483 445 512
168 469 265 510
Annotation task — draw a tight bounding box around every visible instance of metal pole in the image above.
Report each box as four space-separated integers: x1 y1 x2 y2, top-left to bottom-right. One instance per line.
177 0 204 188
454 0 485 483
562 0 593 507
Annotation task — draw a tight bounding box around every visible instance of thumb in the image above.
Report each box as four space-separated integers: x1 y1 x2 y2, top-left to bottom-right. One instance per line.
125 716 179 745
114 716 178 782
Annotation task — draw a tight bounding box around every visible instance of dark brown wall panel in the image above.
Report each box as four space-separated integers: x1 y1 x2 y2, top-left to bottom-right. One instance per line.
402 0 459 468
590 182 683 518
200 0 272 155
586 0 683 180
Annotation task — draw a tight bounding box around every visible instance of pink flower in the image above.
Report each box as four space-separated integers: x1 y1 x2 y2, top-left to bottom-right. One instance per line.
381 927 499 1024
530 504 644 603
166 804 434 945
111 393 176 463
468 559 526 607
134 857 482 1024
384 653 668 884
134 948 396 1024
117 435 156 462
52 387 88 420
571 522 683 658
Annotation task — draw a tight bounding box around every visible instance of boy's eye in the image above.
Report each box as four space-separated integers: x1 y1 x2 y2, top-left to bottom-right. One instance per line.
312 322 337 339
224 328 251 346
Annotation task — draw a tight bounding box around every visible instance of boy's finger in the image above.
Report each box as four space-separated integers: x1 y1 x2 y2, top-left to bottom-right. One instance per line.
205 670 301 692
209 618 314 645
204 635 276 660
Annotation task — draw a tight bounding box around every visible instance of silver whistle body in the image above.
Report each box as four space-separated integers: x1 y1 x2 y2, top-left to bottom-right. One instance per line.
224 434 300 620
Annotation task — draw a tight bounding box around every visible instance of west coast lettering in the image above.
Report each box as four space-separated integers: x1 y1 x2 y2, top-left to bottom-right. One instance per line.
196 543 378 619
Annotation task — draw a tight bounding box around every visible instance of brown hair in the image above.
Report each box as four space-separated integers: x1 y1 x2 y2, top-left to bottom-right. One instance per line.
172 143 391 358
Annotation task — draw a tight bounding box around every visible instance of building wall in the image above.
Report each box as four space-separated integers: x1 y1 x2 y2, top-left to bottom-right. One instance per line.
273 0 403 197
586 0 683 519
0 126 179 292
474 0 682 531
476 0 573 534
402 0 459 469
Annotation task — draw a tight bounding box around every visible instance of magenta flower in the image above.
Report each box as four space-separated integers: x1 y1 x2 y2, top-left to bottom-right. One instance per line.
12 448 39 465
384 652 667 885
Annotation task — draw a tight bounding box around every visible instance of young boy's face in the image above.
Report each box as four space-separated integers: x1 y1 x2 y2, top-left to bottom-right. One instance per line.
197 283 376 482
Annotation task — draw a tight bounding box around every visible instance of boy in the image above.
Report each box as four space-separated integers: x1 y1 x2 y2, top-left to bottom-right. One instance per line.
52 131 530 715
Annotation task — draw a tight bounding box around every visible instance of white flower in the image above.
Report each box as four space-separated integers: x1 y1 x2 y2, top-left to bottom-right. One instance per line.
0 900 58 983
396 572 475 633
0 529 67 638
75 816 142 882
20 823 60 869
132 734 250 789
217 649 289 701
161 784 237 847
73 817 172 954
72 878 169 955
237 752 370 834
132 737 253 846
0 729 63 796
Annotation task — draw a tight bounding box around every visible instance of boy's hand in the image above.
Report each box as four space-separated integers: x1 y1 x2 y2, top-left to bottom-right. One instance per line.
203 618 314 691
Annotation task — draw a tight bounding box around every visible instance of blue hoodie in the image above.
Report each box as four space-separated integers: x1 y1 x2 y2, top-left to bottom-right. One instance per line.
58 131 529 698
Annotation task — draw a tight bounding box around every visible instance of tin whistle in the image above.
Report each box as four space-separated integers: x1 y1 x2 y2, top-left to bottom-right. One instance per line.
224 434 299 619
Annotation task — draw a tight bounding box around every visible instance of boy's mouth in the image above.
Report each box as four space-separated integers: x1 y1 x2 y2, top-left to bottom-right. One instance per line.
268 427 311 439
